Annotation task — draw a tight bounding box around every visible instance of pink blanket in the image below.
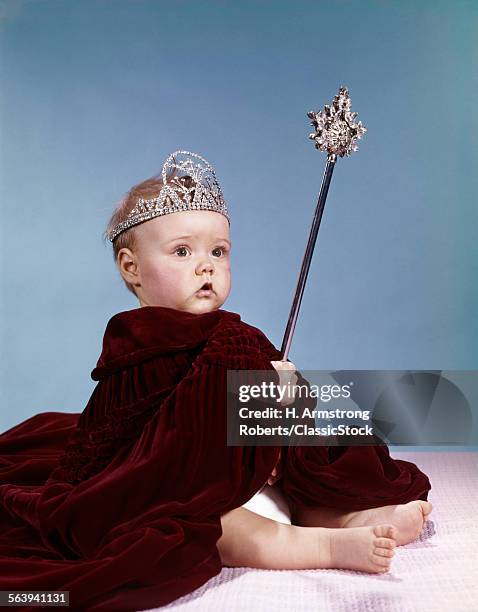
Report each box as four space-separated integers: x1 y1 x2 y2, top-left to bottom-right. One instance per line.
150 451 477 612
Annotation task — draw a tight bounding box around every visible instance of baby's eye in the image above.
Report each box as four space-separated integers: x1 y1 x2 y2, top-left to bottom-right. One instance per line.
174 246 190 257
212 247 228 257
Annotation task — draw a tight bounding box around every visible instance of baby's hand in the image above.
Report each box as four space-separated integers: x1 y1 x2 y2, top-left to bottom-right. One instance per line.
270 360 298 406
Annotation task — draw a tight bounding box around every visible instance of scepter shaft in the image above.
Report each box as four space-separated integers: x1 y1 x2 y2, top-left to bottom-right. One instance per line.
280 153 337 361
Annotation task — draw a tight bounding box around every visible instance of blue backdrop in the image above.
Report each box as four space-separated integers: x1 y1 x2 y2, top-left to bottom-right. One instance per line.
1 0 477 433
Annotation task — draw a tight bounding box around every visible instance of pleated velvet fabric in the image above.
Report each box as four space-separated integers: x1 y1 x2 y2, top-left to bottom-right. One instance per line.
0 306 431 610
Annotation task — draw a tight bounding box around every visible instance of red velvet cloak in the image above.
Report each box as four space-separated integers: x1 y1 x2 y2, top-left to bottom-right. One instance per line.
0 306 431 610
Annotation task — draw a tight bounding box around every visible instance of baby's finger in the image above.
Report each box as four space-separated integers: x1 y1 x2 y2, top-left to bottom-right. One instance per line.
271 360 297 371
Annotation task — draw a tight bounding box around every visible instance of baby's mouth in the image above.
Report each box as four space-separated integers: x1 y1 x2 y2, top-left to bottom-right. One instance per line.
196 281 214 296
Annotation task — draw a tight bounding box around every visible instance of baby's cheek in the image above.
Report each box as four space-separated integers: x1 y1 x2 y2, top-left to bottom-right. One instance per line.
145 268 177 300
219 262 231 284
156 270 176 288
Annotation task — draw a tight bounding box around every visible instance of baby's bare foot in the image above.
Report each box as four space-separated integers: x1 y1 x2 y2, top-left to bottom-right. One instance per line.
320 524 397 573
343 500 433 546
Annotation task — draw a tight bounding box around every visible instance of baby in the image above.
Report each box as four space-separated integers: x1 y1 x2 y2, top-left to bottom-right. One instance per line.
106 151 432 576
0 151 432 610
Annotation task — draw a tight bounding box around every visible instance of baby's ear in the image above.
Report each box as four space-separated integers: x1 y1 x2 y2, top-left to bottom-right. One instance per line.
117 248 140 286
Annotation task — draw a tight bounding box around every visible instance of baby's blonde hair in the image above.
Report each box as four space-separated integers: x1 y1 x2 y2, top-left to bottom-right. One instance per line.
104 169 187 296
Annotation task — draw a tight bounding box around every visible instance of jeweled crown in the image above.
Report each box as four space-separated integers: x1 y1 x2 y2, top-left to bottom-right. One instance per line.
107 150 230 242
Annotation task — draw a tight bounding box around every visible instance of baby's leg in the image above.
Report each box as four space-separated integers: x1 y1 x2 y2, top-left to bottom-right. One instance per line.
218 506 397 573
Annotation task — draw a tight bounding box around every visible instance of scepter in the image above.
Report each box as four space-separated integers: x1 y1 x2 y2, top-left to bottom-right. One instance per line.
280 87 367 360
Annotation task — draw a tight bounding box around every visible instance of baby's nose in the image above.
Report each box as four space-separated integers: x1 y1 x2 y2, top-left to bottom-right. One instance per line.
196 259 214 275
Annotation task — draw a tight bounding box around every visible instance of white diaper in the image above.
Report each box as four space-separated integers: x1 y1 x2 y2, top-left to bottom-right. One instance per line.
241 485 292 524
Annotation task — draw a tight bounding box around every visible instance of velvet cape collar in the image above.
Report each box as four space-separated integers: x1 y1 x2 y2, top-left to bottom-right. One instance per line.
91 305 241 381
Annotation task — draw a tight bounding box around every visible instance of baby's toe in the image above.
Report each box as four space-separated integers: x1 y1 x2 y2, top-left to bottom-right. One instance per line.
375 537 396 549
371 554 392 569
374 547 395 558
373 524 397 540
420 500 433 516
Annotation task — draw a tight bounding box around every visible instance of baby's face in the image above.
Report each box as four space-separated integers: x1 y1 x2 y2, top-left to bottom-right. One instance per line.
128 210 231 314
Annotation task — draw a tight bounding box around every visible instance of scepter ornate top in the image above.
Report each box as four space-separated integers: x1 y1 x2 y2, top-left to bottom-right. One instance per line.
307 86 367 158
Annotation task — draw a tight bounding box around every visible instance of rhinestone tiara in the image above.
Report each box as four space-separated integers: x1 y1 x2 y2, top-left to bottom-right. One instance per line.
107 150 230 242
